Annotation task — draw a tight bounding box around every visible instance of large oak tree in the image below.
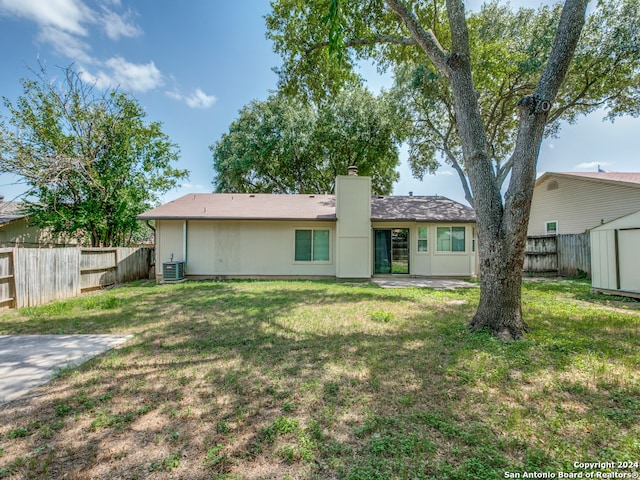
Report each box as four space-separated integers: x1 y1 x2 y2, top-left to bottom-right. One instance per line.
266 0 640 339
211 88 400 195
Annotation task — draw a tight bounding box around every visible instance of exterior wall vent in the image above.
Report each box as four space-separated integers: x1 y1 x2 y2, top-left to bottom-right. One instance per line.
162 261 185 282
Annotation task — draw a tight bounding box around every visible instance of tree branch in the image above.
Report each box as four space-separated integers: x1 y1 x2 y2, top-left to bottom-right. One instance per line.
384 0 449 75
305 34 417 56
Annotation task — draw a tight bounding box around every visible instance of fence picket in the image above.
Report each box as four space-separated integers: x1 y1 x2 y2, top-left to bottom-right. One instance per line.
0 247 152 308
524 233 591 278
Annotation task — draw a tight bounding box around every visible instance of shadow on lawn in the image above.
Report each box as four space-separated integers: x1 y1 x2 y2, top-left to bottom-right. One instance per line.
0 280 638 479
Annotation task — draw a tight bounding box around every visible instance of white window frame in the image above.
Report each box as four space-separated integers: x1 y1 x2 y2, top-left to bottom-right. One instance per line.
545 220 558 235
293 228 332 264
417 226 428 253
435 225 467 254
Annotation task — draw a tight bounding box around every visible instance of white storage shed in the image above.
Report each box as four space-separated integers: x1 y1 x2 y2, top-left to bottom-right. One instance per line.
590 209 640 298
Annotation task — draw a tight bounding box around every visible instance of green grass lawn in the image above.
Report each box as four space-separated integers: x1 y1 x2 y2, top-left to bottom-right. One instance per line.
0 279 638 479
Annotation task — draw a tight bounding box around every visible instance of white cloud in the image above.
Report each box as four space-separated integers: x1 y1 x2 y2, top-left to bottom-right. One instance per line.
575 161 611 169
436 170 454 176
37 25 93 63
1 0 144 73
166 88 217 109
0 0 93 36
186 88 217 109
81 57 163 92
99 6 141 40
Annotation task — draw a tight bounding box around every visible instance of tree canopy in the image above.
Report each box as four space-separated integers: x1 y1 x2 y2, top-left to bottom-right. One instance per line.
264 0 638 339
0 65 188 247
268 0 640 206
211 88 400 195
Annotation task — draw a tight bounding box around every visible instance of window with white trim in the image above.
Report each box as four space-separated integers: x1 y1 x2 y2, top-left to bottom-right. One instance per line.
436 226 466 252
417 227 428 252
295 229 330 262
545 221 558 235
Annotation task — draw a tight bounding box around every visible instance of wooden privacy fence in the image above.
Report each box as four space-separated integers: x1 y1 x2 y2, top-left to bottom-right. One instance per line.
524 233 591 277
0 247 152 309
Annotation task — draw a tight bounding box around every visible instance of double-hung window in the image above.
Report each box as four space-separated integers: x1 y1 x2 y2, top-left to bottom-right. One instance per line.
295 229 330 262
436 226 466 252
417 227 428 252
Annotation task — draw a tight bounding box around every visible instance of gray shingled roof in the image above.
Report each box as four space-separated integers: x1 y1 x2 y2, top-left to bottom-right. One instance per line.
372 196 476 222
0 202 26 226
139 193 476 223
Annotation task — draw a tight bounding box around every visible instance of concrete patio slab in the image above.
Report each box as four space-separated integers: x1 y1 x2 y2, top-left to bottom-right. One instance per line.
372 277 478 290
0 334 132 405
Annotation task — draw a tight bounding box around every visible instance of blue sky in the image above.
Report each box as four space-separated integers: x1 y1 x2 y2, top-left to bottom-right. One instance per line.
0 0 638 207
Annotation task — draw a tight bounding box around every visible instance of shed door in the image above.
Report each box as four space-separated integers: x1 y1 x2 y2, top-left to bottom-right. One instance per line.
618 229 640 293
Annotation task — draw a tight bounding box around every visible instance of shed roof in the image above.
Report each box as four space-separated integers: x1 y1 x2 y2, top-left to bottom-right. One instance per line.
0 202 26 226
138 193 476 223
536 172 640 189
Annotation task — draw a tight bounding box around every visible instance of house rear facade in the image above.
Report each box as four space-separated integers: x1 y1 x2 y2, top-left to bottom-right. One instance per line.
139 174 478 281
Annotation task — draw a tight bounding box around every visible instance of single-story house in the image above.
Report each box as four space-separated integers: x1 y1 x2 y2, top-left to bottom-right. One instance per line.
138 173 478 281
590 209 640 298
0 197 78 247
528 172 640 236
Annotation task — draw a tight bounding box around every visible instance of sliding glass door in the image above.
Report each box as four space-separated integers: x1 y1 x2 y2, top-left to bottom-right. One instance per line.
374 228 409 274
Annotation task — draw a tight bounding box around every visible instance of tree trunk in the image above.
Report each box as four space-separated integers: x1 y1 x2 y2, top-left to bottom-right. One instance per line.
470 225 529 340
387 0 589 340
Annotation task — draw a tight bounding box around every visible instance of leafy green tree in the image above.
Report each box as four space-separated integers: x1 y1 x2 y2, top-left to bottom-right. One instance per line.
211 88 400 195
0 65 188 247
266 0 640 339
389 0 640 205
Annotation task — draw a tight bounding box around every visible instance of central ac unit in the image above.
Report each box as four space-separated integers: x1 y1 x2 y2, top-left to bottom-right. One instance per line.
162 261 185 282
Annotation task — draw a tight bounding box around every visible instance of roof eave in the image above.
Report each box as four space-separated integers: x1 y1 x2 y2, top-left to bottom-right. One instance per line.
137 215 337 221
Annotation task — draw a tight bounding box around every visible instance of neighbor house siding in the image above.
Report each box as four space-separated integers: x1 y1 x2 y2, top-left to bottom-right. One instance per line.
157 219 337 279
0 218 79 247
528 176 640 236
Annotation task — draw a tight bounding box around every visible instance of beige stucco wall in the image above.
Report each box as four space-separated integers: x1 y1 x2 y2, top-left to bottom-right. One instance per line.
336 175 371 278
156 220 185 268
590 210 640 293
372 222 477 277
157 219 337 278
528 176 640 236
156 219 478 280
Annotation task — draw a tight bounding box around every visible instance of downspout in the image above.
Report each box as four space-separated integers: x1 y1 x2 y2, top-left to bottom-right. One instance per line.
183 220 187 273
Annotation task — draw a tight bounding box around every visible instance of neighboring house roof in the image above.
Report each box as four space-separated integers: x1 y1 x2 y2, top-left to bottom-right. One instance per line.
138 193 476 223
371 195 476 222
0 202 26 226
536 172 640 189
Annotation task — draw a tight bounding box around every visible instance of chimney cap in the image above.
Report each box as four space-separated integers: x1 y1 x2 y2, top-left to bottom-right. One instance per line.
347 166 358 176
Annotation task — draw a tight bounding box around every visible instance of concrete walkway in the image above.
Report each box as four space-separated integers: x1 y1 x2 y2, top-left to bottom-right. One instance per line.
372 277 478 290
0 334 132 405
